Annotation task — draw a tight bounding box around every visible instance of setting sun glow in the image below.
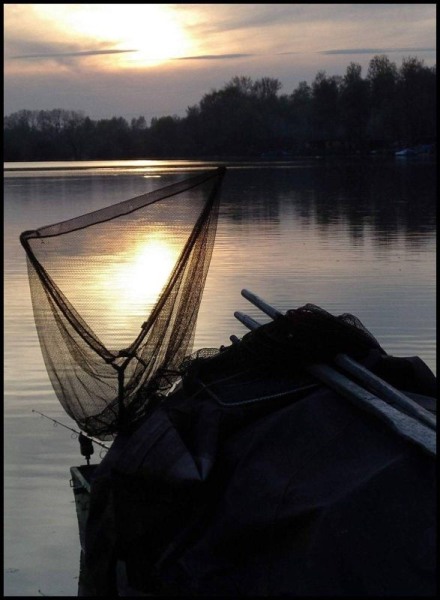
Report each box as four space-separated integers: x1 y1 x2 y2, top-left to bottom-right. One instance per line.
33 4 195 68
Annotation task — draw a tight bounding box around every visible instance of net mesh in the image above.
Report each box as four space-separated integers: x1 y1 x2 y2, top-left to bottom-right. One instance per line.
21 167 225 439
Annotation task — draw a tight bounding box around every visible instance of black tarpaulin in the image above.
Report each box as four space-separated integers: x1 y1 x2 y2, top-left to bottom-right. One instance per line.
82 341 436 596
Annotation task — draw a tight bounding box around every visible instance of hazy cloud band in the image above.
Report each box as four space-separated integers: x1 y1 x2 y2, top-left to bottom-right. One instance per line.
174 53 255 60
319 47 435 55
10 49 137 60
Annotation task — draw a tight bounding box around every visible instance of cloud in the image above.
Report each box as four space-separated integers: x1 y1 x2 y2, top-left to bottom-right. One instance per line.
173 47 437 61
10 49 138 60
190 5 311 35
179 4 436 38
5 37 138 68
320 47 436 55
174 53 255 61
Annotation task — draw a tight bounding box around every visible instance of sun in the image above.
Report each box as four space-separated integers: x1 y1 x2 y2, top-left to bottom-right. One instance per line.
120 6 194 67
33 4 195 67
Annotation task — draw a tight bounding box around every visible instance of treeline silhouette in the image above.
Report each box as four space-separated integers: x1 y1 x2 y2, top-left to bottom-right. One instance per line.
4 55 436 161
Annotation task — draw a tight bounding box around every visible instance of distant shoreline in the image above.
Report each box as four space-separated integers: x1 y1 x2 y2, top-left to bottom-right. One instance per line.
4 154 435 173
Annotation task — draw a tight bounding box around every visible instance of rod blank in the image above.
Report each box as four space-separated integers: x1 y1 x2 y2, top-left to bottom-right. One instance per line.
334 353 436 430
234 311 262 331
232 290 436 455
241 289 282 319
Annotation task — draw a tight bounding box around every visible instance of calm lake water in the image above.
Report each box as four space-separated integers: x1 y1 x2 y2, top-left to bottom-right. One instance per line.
4 158 436 596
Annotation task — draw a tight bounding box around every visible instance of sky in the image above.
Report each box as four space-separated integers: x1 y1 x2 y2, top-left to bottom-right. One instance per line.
4 3 436 122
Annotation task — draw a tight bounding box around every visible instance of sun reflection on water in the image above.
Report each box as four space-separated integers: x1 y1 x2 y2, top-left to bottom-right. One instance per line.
98 235 179 343
114 238 176 304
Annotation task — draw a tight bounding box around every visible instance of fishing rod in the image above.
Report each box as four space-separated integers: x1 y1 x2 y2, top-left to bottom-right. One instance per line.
32 409 109 464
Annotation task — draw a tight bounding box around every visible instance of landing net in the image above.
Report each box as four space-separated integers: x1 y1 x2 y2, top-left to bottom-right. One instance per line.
21 167 225 439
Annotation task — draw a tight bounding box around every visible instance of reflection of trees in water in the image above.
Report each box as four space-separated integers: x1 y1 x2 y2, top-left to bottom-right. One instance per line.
221 169 281 229
221 162 435 248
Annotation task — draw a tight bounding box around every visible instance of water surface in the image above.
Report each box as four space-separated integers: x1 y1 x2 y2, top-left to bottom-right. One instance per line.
4 158 436 596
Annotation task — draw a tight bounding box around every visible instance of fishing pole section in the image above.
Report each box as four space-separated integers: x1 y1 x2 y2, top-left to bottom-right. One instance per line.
32 410 109 464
